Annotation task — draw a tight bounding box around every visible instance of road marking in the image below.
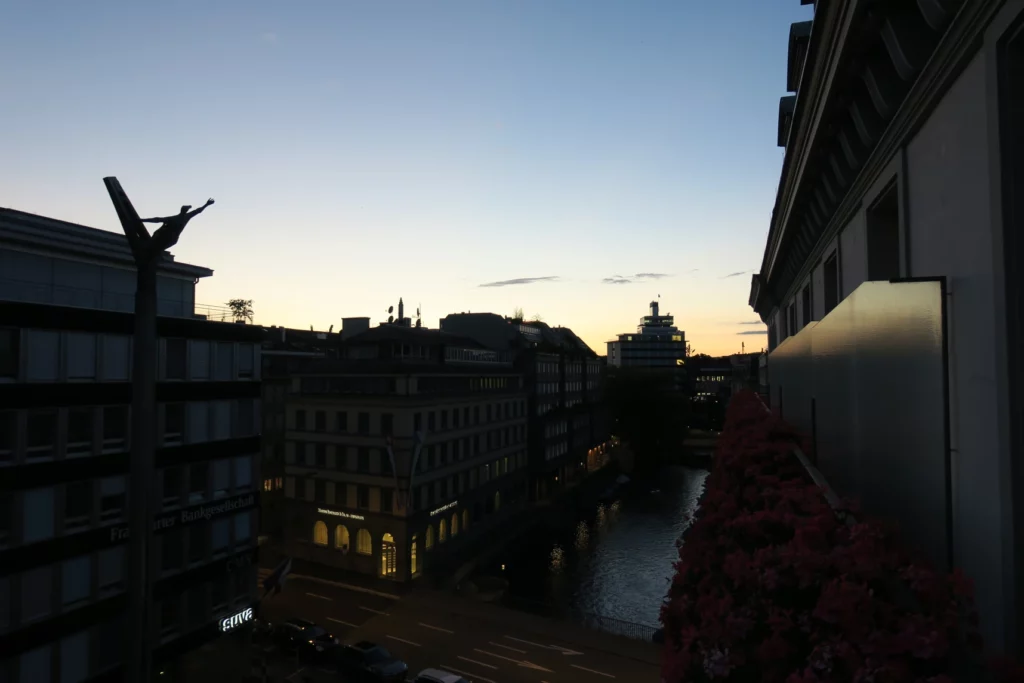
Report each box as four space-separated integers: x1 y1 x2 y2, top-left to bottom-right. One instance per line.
572 664 616 678
305 593 331 601
418 622 455 634
327 617 358 628
285 668 306 682
503 635 583 655
489 641 526 654
443 664 498 683
386 635 421 648
358 606 390 616
474 648 553 673
457 656 498 670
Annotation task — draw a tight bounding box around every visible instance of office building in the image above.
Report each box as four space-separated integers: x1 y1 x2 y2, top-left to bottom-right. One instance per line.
280 321 528 582
606 301 686 392
748 0 1023 655
0 208 262 682
439 313 613 501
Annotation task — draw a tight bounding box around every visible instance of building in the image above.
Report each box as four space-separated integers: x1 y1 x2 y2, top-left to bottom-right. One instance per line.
0 208 262 682
279 322 529 583
439 313 613 501
606 300 686 390
747 0 1024 655
261 327 339 544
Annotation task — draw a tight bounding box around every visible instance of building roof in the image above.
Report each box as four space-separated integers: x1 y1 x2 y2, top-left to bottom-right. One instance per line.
346 324 488 349
0 207 213 279
439 312 598 357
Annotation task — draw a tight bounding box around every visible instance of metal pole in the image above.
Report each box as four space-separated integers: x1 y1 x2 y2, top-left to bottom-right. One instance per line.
127 258 158 683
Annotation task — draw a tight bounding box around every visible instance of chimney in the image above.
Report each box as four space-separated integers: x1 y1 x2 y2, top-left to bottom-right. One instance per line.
398 298 405 322
650 300 659 317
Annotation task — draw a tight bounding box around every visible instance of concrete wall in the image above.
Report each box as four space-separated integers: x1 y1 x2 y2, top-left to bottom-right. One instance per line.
905 50 1010 647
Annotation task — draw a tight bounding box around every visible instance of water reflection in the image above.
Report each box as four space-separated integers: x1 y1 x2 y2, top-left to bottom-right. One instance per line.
486 466 707 627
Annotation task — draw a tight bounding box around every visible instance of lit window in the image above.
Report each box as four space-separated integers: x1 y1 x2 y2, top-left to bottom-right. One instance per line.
451 512 459 536
381 533 396 576
425 525 434 550
439 519 447 543
410 536 418 575
356 529 372 555
335 525 350 551
313 521 328 546
462 509 469 531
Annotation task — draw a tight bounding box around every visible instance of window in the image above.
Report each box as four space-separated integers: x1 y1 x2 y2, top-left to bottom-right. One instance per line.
313 520 328 546
335 524 350 550
381 413 394 436
102 406 128 451
27 410 57 460
867 182 901 281
474 406 480 424
439 519 447 543
336 411 348 432
412 413 421 433
215 342 234 380
234 455 252 490
161 403 184 447
99 476 125 522
236 398 255 436
62 556 91 607
295 409 307 431
20 644 51 683
381 532 396 576
410 536 418 575
787 303 797 338
22 565 52 621
234 510 251 543
101 335 130 381
99 546 124 593
166 338 187 380
64 480 92 528
356 528 372 554
801 284 812 327
238 343 254 378
824 252 839 315
160 595 180 635
315 443 327 468
189 340 210 379
357 412 370 435
60 630 89 683
97 616 124 671
381 448 392 476
357 448 369 473
186 402 208 443
425 525 435 550
164 529 185 569
26 330 59 381
357 485 369 509
188 462 207 503
67 332 97 379
0 328 18 379
0 411 13 464
451 512 459 536
462 508 469 532
440 410 448 430
494 490 501 511
315 410 326 432
381 488 394 514
212 459 230 498
428 412 436 431
65 407 94 457
212 518 229 553
23 487 55 543
161 467 182 506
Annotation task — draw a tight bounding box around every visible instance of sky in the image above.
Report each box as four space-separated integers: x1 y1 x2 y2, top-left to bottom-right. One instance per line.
1 0 812 357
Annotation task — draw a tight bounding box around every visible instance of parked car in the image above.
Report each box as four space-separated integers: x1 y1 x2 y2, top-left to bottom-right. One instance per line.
412 668 470 683
336 641 408 682
272 618 340 663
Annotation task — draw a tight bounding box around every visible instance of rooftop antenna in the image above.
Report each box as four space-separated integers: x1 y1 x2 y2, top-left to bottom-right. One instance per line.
310 325 314 331
328 324 334 334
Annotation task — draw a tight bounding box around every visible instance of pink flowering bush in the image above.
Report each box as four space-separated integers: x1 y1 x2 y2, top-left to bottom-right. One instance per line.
660 390 1019 683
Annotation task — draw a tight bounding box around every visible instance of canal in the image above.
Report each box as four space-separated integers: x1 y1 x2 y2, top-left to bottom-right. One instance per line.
474 465 708 629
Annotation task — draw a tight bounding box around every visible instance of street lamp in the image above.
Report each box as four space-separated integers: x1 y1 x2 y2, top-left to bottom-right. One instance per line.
104 178 214 683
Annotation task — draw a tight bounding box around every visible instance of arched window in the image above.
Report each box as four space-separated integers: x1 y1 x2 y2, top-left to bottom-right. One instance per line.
313 521 328 546
451 512 459 536
356 528 372 555
381 533 396 576
335 525 350 551
462 509 469 531
425 525 434 550
410 535 418 575
494 491 501 511
439 519 448 543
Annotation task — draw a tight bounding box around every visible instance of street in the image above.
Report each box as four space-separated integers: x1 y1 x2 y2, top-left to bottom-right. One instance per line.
255 568 661 683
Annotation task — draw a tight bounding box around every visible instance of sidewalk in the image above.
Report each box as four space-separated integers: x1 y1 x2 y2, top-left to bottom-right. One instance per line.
408 590 663 667
258 544 409 598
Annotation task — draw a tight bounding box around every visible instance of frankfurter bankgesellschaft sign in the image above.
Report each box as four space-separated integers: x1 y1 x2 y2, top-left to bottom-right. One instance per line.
109 493 257 543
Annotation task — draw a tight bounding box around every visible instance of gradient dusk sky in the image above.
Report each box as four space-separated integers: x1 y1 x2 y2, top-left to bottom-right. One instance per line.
2 0 812 356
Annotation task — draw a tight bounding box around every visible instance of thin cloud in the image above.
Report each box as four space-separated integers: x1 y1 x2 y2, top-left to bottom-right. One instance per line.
602 277 632 285
478 276 559 288
634 272 670 279
260 32 279 44
721 270 752 279
737 321 764 325
737 330 768 335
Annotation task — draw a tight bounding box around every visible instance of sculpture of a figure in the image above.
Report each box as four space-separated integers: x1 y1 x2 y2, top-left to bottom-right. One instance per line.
136 198 215 255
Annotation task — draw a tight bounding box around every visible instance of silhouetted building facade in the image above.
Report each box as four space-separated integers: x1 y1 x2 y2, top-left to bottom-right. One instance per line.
0 208 261 682
606 301 686 392
748 0 1024 655
439 313 612 501
280 325 528 583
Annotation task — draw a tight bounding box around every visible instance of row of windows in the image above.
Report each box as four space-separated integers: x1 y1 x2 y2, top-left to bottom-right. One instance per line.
546 441 569 461
155 511 254 574
0 328 256 383
294 401 526 436
1 456 254 549
0 401 258 465
2 570 254 683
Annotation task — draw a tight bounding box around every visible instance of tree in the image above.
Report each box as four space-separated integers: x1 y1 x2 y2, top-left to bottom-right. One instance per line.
511 307 525 321
606 367 689 474
227 298 254 324
531 313 544 322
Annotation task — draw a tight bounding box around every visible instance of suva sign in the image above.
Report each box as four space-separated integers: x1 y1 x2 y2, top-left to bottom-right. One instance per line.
219 607 254 633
